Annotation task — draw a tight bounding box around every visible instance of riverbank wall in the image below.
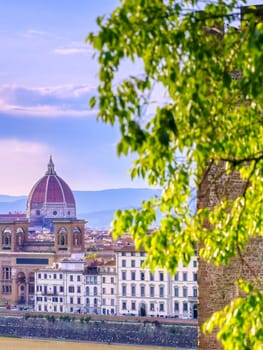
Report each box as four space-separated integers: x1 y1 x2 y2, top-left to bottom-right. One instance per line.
0 314 197 348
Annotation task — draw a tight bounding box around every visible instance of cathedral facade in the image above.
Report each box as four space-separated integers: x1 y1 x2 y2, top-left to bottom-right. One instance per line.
0 157 85 306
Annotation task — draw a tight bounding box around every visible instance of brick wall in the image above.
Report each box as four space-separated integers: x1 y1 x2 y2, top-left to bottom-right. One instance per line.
197 161 263 349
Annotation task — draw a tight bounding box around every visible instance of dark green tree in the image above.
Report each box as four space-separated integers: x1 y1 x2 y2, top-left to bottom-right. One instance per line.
87 1 263 348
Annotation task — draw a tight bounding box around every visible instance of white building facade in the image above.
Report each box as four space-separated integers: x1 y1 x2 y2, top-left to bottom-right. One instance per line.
115 246 198 319
84 266 101 314
35 259 85 313
172 260 198 319
34 247 198 319
99 260 117 315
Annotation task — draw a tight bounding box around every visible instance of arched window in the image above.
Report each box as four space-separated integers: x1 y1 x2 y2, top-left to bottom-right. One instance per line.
73 227 81 246
16 227 24 234
86 286 90 296
16 227 24 246
73 227 81 234
58 227 67 246
2 228 11 247
60 235 65 245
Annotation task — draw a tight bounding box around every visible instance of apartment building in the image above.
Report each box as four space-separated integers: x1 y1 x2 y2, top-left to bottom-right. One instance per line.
84 265 101 314
35 258 85 313
35 246 198 319
115 246 198 319
172 259 198 319
99 260 117 315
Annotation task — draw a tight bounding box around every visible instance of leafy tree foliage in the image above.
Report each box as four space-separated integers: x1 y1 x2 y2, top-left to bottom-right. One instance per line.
87 1 263 347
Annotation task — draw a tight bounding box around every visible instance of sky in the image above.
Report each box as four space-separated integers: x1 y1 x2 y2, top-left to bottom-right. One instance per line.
0 1 261 196
0 0 149 195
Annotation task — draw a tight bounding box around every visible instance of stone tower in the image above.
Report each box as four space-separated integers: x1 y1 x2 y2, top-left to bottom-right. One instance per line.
198 6 263 348
198 162 263 349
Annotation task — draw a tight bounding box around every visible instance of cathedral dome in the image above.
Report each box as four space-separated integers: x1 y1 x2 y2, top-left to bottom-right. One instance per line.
27 156 76 227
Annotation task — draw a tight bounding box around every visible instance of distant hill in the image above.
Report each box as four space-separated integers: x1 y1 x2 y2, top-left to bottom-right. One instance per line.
0 188 196 229
0 196 27 213
75 188 162 228
0 188 162 229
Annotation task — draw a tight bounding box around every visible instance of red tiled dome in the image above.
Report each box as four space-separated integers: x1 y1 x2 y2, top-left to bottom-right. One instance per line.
27 157 76 226
29 174 75 204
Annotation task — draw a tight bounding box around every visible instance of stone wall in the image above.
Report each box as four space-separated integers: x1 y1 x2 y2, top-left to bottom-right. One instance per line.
0 315 197 349
198 161 263 349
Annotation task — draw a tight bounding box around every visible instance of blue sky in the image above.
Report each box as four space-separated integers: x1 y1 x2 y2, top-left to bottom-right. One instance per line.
0 1 261 196
0 0 148 195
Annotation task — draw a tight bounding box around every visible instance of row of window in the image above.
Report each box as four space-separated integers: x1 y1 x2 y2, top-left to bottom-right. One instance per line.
121 270 163 281
120 301 190 313
102 287 115 295
121 284 166 298
102 298 115 306
86 297 98 306
86 276 98 284
102 276 115 284
2 285 12 294
86 286 98 296
36 296 82 304
121 252 145 257
36 285 82 294
37 305 82 313
37 273 81 281
174 271 198 282
2 267 12 280
121 270 197 282
121 259 197 270
174 286 198 298
38 304 64 312
35 284 197 297
36 299 190 315
102 308 115 315
174 301 189 313
121 301 166 312
121 259 145 268
36 296 63 302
